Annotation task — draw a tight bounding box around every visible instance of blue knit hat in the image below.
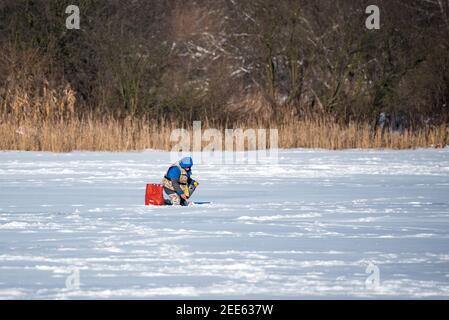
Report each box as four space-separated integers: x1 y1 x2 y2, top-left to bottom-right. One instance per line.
179 157 193 168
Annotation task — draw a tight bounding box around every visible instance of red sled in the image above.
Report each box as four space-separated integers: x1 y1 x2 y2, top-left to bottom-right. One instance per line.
145 183 165 206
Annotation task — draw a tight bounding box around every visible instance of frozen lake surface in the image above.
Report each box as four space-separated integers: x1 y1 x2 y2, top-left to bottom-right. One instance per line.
0 149 449 299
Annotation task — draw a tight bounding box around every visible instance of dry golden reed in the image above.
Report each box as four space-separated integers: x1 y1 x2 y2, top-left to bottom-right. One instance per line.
1 61 447 152
1 115 447 152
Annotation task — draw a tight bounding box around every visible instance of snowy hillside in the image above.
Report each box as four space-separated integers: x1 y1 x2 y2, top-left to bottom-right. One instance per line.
1 149 449 299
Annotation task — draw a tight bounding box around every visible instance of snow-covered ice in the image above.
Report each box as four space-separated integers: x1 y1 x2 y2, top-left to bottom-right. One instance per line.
0 149 449 299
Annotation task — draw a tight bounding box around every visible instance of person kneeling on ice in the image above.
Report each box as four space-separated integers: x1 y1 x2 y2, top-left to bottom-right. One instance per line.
162 157 198 206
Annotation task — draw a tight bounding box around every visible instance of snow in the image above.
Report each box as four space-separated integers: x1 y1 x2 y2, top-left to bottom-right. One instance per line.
0 149 449 299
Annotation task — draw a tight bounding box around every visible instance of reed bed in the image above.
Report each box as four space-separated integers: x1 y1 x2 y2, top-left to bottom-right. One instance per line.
1 115 447 152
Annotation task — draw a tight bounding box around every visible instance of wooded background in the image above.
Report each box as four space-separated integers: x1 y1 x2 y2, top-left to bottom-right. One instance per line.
0 0 448 151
